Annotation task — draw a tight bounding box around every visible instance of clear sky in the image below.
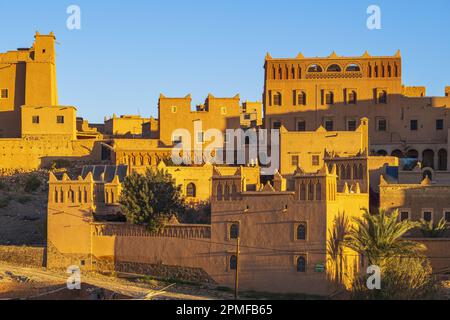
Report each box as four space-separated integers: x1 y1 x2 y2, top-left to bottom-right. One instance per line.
0 0 449 122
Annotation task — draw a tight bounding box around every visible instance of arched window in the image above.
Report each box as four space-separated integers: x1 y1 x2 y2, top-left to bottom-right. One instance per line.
230 223 239 239
325 91 334 105
346 64 361 72
391 150 404 158
422 150 435 169
340 165 345 179
297 256 306 272
353 164 359 179
316 183 322 201
230 255 237 270
406 149 419 159
358 164 364 180
297 91 307 105
217 184 223 201
327 64 342 72
54 189 59 203
231 184 238 200
300 183 306 201
348 90 357 104
297 224 307 240
60 189 64 203
345 165 352 180
388 65 392 77
308 64 323 72
84 189 88 203
378 90 387 104
186 183 197 198
224 185 231 201
308 182 314 201
438 149 448 171
273 92 282 106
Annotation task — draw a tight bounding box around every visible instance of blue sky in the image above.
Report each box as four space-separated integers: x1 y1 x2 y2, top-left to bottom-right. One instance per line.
0 0 449 122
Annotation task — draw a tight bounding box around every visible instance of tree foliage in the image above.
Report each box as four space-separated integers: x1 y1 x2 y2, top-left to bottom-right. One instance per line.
344 209 439 300
119 169 184 232
420 218 448 238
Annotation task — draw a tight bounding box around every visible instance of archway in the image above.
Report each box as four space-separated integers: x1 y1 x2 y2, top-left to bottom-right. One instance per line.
422 150 435 169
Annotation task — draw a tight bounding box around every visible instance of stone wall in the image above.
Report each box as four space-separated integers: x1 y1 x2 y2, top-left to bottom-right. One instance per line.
0 245 45 268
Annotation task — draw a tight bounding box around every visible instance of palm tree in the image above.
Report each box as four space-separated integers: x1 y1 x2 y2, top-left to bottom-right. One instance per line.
420 217 448 238
345 209 426 267
327 213 350 286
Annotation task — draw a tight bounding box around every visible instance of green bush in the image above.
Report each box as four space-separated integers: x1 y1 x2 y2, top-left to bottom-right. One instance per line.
24 175 42 193
119 169 184 232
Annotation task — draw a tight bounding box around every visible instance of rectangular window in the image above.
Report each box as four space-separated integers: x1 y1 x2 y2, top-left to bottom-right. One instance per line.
244 114 251 120
436 119 444 131
410 120 418 131
348 120 357 131
445 211 450 223
400 211 410 222
378 119 387 132
423 211 432 222
57 116 65 124
291 155 299 167
0 89 8 99
171 106 177 113
32 116 40 124
297 121 306 132
325 120 334 131
273 122 282 130
312 155 320 166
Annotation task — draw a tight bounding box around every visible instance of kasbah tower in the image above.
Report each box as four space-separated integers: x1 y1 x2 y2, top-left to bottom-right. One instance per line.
0 32 450 297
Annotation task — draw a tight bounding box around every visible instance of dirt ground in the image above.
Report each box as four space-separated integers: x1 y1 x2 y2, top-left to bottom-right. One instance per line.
0 262 235 300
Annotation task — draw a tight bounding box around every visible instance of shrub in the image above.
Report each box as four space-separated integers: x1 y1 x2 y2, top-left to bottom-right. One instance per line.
119 169 184 232
0 197 10 209
24 174 42 193
16 195 32 204
420 218 448 238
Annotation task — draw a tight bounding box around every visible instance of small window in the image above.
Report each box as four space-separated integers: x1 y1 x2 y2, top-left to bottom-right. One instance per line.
230 255 237 270
32 116 40 124
297 91 307 106
410 120 418 131
273 122 282 130
297 121 306 132
325 120 334 131
325 92 334 105
444 211 450 223
273 92 282 106
348 91 357 104
291 155 299 167
230 223 239 239
423 211 432 223
221 107 227 115
312 155 320 166
297 256 307 272
348 120 357 131
186 183 196 198
378 119 387 132
400 211 410 222
297 224 307 240
57 116 65 124
171 106 177 113
378 90 387 104
436 119 444 131
0 89 8 99
244 114 251 120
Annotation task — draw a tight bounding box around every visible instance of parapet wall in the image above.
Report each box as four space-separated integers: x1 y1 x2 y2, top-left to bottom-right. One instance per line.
0 138 98 170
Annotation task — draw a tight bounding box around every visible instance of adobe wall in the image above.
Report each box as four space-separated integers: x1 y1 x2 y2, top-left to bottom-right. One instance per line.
412 238 450 273
0 138 98 170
